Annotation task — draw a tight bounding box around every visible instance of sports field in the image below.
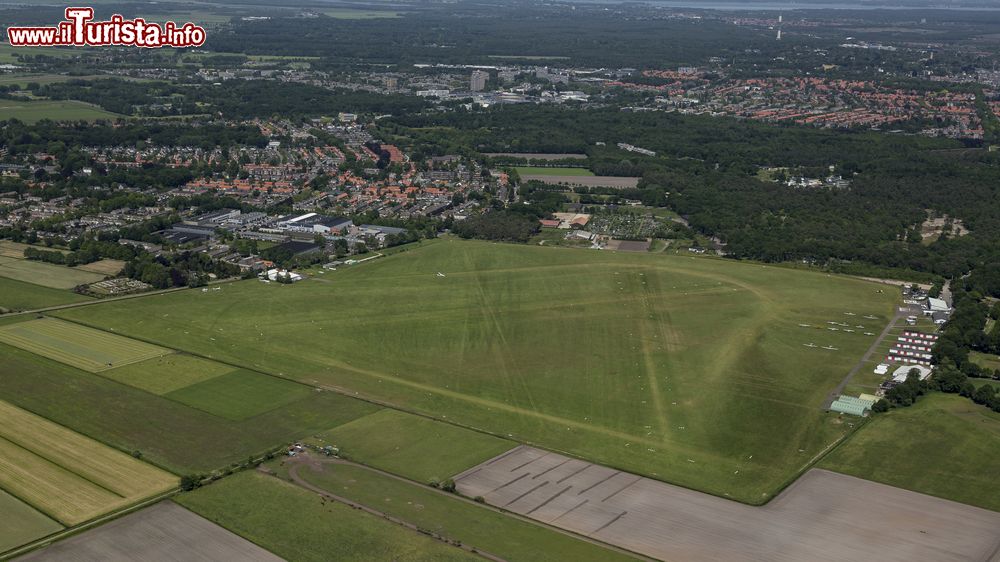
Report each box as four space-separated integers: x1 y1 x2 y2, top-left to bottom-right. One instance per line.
0 400 176 526
0 256 105 289
0 100 120 123
56 240 898 502
820 393 1000 512
515 166 594 176
0 318 171 372
176 471 478 562
0 277 92 313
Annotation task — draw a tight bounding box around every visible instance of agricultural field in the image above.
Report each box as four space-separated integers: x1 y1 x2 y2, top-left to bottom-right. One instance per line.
275 460 634 562
17 502 282 562
514 166 594 176
969 350 1000 371
0 241 70 259
0 341 378 474
175 471 478 562
0 318 171 372
164 370 313 421
0 99 121 123
0 400 176 527
310 409 514 483
100 354 235 395
56 239 898 503
820 393 1000 512
0 74 107 88
0 256 105 289
74 259 126 276
0 277 92 313
0 490 62 555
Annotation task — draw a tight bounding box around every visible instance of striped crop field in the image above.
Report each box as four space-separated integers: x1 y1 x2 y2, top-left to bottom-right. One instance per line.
0 318 171 372
0 401 177 526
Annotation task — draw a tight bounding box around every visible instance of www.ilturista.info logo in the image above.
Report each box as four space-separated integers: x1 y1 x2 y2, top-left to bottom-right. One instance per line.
7 7 206 48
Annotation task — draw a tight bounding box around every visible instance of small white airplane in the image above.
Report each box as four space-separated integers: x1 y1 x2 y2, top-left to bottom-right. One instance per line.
798 323 811 327
864 315 878 320
844 312 856 316
828 327 839 331
436 272 446 277
822 345 839 350
864 332 876 336
803 343 817 348
855 325 865 329
844 329 855 333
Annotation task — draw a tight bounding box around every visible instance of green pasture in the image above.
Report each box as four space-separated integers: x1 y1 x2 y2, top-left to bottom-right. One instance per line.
820 393 1000 512
0 318 170 373
311 409 513 483
0 99 120 123
165 370 313 421
0 342 378 474
0 277 92 313
0 257 105 289
100 354 235 395
55 239 898 503
970 350 1000 371
175 471 477 562
515 166 594 176
0 490 62 555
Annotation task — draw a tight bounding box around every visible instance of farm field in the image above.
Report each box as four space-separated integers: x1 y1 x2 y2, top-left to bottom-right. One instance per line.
0 277 92 313
17 502 282 562
0 317 171 372
310 409 514 483
0 99 120 123
820 393 1000 512
0 74 107 88
277 460 634 562
514 166 594 176
0 256 105 289
0 400 176 527
0 490 62 555
164 369 313 421
56 239 898 502
969 350 1000 371
100 354 235 395
176 471 478 562
485 152 587 160
0 241 70 259
0 341 378 473
74 259 126 276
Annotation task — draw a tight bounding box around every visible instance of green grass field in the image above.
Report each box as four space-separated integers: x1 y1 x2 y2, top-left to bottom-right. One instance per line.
515 166 594 176
0 277 92 313
100 354 235 395
0 318 171 372
0 74 107 88
55 240 897 502
0 342 378 474
820 393 1000 512
0 256 105 289
0 489 62 554
969 350 1000 371
165 370 313 421
0 99 120 123
279 462 633 562
175 471 477 562
311 409 514 483
321 8 402 18
0 400 176 526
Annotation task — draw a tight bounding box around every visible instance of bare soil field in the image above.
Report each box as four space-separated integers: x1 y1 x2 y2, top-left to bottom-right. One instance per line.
605 239 650 252
17 501 283 562
455 446 1000 562
520 175 640 188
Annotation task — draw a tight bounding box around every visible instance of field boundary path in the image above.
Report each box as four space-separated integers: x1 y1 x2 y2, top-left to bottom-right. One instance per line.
454 446 1000 562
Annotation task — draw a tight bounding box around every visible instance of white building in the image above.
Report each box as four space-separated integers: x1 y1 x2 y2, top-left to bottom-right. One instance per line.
891 364 932 383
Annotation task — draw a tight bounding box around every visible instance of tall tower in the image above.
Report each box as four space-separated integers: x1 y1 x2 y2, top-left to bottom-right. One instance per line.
470 70 488 92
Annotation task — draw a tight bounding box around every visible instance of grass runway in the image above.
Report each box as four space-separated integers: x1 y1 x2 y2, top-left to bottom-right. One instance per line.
55 240 897 502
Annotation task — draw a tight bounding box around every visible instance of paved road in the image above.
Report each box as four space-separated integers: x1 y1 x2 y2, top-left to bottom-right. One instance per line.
822 306 912 408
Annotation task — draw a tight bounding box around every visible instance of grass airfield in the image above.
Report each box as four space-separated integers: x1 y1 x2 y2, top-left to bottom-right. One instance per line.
55 239 896 502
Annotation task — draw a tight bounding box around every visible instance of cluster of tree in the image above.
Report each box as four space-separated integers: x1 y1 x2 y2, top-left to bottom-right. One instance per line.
22 238 138 268
123 251 238 289
451 212 539 243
